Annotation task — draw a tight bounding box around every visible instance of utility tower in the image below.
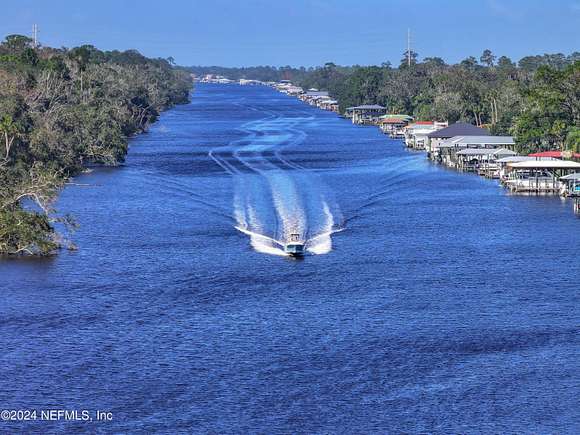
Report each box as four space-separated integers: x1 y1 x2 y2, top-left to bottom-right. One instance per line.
32 24 38 48
407 28 411 67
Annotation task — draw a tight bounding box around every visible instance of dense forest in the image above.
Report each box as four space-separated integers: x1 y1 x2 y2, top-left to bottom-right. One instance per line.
0 35 192 256
188 50 580 154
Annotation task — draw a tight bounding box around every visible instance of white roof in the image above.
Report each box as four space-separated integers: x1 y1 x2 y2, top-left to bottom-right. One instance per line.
439 137 467 148
496 156 556 163
449 135 515 146
508 160 580 169
456 148 517 156
560 172 580 180
414 129 437 136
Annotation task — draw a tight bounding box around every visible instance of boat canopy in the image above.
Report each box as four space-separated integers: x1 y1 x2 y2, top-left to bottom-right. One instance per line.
507 160 580 169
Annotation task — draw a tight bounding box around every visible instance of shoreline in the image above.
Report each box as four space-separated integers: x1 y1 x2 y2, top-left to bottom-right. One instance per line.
261 80 580 216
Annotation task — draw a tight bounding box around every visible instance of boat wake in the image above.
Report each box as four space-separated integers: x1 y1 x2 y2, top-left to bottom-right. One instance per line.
210 104 344 256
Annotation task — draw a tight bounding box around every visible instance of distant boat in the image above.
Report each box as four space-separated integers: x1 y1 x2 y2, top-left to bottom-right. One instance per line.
284 233 305 257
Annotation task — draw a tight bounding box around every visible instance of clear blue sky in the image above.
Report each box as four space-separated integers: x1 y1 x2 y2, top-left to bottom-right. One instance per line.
2 0 579 67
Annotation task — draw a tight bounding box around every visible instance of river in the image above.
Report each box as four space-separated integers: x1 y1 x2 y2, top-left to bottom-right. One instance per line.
1 83 579 433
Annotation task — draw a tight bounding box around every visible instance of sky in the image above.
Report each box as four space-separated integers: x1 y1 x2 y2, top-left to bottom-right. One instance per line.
1 0 579 67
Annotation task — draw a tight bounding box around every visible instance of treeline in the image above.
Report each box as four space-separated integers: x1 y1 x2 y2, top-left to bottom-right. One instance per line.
190 51 579 153
0 35 192 256
299 51 579 154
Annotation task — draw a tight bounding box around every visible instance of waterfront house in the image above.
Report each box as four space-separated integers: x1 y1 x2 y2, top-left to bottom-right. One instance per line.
504 160 580 194
403 121 447 149
426 123 490 159
348 105 387 125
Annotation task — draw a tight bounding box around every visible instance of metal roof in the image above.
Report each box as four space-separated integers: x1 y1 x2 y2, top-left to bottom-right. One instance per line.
305 91 329 97
427 122 490 138
508 160 580 169
379 114 413 120
496 156 557 163
450 135 514 145
560 172 580 180
456 148 517 156
439 137 467 148
350 104 386 110
409 123 437 130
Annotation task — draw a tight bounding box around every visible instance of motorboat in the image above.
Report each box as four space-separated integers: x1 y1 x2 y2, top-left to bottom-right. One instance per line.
284 233 305 257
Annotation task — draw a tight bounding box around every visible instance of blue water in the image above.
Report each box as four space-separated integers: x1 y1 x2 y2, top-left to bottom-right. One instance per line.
1 83 579 434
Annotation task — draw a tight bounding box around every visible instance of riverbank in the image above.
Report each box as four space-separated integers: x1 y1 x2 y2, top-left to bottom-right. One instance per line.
0 36 193 256
266 79 580 216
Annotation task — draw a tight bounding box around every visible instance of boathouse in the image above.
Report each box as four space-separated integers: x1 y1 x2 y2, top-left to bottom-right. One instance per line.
560 173 580 197
318 98 339 112
378 114 413 137
496 156 556 181
300 90 329 104
438 135 515 167
504 160 580 194
426 123 490 159
454 148 517 174
347 105 387 125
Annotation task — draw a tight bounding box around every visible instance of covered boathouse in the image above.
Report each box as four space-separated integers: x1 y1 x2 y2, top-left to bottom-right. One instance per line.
346 105 387 125
503 160 580 194
426 122 490 159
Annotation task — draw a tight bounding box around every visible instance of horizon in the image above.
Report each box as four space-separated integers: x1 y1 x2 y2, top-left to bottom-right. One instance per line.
183 49 579 69
2 0 579 67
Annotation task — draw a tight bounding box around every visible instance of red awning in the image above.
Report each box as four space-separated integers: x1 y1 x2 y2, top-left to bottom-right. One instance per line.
528 151 580 159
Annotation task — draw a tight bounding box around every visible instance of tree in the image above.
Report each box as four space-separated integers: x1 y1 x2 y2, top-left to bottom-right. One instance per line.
566 127 580 153
0 40 192 255
423 57 446 67
480 49 496 67
513 62 580 151
69 45 93 101
400 50 418 68
2 35 33 54
460 56 479 70
0 115 20 165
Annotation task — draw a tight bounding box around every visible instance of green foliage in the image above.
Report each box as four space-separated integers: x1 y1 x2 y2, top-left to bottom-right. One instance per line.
0 209 57 255
480 49 496 67
193 52 578 144
0 34 192 256
513 61 580 151
566 127 580 153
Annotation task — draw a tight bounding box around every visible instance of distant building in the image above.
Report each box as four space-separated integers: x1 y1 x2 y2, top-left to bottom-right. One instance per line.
426 122 490 158
403 121 448 149
437 135 515 167
378 114 413 136
346 105 387 125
